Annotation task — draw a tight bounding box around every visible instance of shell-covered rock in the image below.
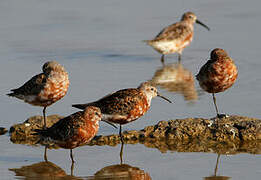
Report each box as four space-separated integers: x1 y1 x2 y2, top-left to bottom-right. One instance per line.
9 115 63 145
9 115 261 154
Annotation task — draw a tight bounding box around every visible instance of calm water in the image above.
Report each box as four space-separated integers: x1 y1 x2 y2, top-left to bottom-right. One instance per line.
0 0 260 179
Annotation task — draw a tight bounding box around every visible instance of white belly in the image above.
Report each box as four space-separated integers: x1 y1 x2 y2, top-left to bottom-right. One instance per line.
152 41 179 54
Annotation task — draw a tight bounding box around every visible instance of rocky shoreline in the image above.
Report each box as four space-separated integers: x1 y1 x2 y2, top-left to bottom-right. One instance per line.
7 114 261 154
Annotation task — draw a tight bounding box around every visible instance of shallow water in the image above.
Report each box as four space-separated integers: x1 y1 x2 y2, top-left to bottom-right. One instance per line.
0 0 261 179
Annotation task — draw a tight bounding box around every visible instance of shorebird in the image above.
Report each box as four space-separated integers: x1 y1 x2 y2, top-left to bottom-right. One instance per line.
34 106 103 163
144 11 210 64
72 82 172 138
7 61 69 129
196 48 238 118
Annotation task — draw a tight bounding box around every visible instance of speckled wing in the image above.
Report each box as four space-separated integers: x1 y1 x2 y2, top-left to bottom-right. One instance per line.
196 59 222 81
196 59 211 81
196 57 237 93
73 88 144 116
7 73 46 98
153 22 192 42
36 111 84 141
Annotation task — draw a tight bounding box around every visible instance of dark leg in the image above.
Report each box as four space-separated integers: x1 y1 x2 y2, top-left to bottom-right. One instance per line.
212 93 219 117
178 54 181 63
71 159 74 176
44 146 48 162
214 154 221 176
120 140 124 165
43 106 47 129
161 54 165 65
212 93 227 118
71 162 74 176
70 149 75 163
119 125 123 142
70 149 75 176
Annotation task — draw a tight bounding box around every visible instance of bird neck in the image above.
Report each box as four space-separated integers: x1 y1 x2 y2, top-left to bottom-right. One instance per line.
181 20 194 30
87 119 100 131
143 92 153 107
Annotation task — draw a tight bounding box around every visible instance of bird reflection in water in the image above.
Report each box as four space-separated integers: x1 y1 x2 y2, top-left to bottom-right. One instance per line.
9 161 80 180
204 154 231 180
9 160 151 180
90 163 151 180
42 146 76 176
150 63 198 102
88 137 151 179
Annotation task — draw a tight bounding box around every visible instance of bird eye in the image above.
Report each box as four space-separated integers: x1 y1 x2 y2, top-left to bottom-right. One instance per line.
150 88 154 91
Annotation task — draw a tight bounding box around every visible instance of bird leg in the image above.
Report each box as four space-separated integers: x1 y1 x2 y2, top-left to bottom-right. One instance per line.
212 93 219 116
212 93 219 118
119 125 125 164
120 141 124 165
70 149 75 163
161 54 165 65
71 160 74 176
212 93 228 119
119 125 124 143
214 154 221 176
70 149 75 176
178 54 181 63
43 106 47 129
44 146 48 162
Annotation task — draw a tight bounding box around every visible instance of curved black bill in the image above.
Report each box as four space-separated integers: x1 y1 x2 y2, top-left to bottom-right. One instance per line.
196 19 210 31
157 93 172 103
101 120 118 129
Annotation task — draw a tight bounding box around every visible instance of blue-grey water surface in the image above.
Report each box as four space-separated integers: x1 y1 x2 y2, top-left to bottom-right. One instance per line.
0 0 260 179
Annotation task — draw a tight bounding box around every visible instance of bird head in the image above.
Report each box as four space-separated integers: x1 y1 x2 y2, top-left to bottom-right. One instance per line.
138 82 172 103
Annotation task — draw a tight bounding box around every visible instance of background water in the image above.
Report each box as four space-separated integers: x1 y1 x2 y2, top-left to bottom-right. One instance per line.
0 0 260 179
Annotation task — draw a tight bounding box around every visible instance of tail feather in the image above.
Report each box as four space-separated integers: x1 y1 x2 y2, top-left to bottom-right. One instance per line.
72 104 87 110
72 102 97 110
7 88 21 97
6 92 25 100
143 40 154 45
32 128 49 137
6 93 14 97
32 129 54 146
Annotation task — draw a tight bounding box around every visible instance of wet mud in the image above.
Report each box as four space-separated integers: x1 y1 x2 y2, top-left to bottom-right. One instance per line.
8 114 261 154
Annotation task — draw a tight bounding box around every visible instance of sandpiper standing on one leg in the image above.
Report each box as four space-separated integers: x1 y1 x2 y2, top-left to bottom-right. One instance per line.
144 12 210 64
196 48 238 118
72 82 172 140
7 61 69 129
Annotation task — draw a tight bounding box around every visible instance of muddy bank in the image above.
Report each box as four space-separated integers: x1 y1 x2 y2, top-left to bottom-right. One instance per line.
9 115 63 145
88 115 261 154
9 115 261 154
89 136 261 154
